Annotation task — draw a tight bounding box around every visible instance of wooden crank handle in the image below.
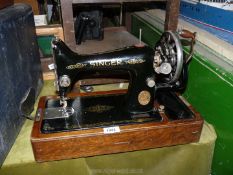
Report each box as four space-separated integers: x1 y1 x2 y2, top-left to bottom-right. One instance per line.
179 29 196 40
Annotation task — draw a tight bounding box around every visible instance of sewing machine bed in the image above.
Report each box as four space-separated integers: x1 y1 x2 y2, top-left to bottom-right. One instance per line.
42 96 161 133
41 91 193 133
31 90 203 162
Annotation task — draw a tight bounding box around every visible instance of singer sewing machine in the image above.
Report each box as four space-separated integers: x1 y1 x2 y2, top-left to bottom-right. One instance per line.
31 30 203 162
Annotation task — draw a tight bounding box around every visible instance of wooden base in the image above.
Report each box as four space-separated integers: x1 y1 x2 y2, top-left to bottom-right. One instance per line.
31 90 203 162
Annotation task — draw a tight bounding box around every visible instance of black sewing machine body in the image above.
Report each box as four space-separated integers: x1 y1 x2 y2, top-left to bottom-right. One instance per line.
40 30 196 134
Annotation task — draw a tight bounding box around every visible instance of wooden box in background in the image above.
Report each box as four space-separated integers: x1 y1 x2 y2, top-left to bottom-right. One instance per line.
0 0 14 9
14 0 39 15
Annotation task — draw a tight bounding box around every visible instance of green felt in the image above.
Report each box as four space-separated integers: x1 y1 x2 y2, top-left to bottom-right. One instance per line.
131 13 233 175
37 36 54 57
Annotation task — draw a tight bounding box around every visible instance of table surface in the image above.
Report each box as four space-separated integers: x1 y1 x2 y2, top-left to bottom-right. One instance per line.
73 27 145 53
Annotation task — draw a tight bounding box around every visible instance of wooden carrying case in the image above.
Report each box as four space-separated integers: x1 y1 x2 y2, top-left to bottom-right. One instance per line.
31 90 203 162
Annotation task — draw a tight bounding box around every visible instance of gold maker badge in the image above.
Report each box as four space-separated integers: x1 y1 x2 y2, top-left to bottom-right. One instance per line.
138 91 151 106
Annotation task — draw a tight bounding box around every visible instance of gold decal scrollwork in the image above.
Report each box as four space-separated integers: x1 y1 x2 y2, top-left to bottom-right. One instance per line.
66 63 86 70
85 105 114 113
125 58 145 65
